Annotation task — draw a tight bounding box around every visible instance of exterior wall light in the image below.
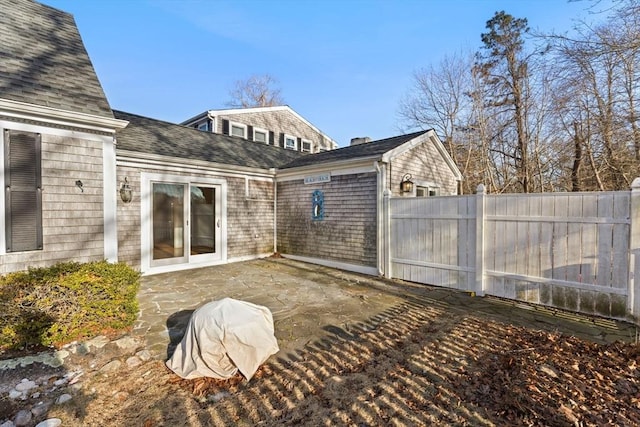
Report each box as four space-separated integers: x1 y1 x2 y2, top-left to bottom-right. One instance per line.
400 173 414 193
120 177 132 203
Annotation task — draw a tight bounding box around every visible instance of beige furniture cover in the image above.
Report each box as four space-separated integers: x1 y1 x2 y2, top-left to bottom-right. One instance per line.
166 298 279 380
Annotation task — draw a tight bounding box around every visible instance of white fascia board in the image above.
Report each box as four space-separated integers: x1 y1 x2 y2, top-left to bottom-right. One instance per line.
381 129 463 181
206 105 339 148
208 105 288 116
0 98 128 133
116 149 276 179
275 156 378 182
179 111 209 126
429 133 464 180
380 131 431 163
0 119 114 143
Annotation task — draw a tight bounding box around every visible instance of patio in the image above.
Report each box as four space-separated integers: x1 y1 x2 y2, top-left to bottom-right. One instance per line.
44 257 640 425
132 257 636 361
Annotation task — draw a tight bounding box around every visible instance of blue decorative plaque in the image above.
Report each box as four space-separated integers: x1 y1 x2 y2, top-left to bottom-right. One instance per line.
311 190 324 220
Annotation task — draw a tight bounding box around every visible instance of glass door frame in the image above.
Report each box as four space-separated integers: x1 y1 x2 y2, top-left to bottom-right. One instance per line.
140 172 227 275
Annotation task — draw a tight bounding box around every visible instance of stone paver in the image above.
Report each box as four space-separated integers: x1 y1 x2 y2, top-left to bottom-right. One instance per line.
133 258 638 361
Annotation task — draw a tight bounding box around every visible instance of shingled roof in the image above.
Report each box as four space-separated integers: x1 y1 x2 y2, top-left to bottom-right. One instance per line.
114 110 305 170
0 0 113 118
280 130 430 169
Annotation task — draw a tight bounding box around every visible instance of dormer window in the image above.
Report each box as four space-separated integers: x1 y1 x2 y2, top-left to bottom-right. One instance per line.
301 139 312 152
230 122 247 139
253 127 268 144
197 121 209 132
284 134 297 150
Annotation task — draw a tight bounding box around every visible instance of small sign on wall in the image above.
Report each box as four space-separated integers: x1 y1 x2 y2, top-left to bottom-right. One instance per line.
304 173 331 185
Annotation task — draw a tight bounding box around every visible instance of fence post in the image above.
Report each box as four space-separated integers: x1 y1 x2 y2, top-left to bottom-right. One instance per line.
475 184 486 296
629 178 640 320
384 189 392 278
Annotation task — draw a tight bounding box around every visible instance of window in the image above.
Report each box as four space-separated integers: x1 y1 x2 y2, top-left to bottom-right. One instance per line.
284 134 297 150
416 185 439 197
230 122 247 139
197 121 209 132
4 129 42 252
253 127 268 144
301 139 312 152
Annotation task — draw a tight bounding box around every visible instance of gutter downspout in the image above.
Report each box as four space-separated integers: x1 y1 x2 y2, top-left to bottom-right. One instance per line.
273 173 278 254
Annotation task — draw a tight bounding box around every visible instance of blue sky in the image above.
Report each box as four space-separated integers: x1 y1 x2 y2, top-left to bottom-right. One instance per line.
44 0 611 147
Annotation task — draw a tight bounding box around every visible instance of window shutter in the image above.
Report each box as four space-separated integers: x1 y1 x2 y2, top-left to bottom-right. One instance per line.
297 137 302 151
5 130 42 252
222 119 229 135
247 125 254 141
279 133 284 148
269 131 275 146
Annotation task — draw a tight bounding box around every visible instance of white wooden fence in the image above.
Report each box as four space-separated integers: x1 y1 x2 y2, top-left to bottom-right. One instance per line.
386 180 640 321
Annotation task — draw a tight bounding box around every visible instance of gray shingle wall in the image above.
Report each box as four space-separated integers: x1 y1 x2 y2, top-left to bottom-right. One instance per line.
0 0 113 117
277 173 377 267
227 177 275 258
1 133 105 274
116 166 142 268
390 142 459 196
215 110 333 152
115 167 275 269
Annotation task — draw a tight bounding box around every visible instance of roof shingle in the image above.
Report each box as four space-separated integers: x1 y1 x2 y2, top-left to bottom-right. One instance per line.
114 110 305 170
279 130 429 169
0 0 113 117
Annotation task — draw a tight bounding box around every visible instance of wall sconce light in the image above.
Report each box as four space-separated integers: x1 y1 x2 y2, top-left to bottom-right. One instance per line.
400 173 414 193
75 180 84 192
120 177 132 203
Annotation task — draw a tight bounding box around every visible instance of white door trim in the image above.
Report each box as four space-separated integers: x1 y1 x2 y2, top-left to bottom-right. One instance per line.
140 172 227 275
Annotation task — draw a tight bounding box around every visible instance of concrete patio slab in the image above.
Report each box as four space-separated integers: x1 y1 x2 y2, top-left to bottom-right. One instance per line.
132 258 637 361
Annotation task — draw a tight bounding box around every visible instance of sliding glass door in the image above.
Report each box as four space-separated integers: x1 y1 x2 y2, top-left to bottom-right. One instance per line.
149 181 222 268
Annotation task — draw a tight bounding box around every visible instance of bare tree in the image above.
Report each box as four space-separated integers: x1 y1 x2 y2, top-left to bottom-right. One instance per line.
547 0 640 190
398 1 640 193
226 74 284 108
476 11 534 193
397 51 504 194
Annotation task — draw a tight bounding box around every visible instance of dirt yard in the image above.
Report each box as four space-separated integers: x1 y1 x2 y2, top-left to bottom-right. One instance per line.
30 292 640 426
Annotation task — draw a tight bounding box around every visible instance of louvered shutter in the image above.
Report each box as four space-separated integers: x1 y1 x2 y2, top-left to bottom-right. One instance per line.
5 130 42 252
222 119 229 135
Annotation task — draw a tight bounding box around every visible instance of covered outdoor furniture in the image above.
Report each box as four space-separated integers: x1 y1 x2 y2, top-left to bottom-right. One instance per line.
166 297 279 380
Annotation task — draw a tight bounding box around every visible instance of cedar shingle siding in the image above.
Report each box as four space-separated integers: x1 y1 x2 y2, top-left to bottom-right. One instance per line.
215 109 334 152
1 134 105 274
277 173 378 267
115 166 276 267
116 166 142 267
227 178 275 258
390 142 459 196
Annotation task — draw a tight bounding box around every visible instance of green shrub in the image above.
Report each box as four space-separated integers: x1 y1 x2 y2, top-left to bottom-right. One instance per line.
0 261 140 350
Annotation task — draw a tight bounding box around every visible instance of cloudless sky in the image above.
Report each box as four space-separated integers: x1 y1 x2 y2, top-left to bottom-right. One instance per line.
43 0 612 147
